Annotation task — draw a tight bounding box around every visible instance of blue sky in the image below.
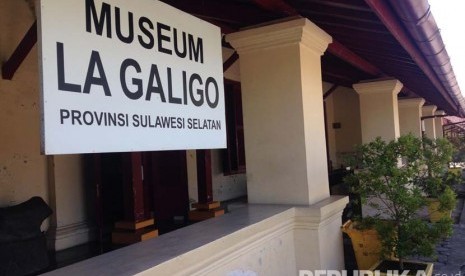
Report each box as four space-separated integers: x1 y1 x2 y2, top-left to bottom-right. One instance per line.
429 0 465 97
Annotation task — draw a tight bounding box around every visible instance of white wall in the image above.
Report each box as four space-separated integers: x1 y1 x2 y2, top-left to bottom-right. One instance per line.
323 83 338 170
186 149 247 204
47 155 94 250
186 48 247 204
332 87 362 168
218 48 247 201
0 49 48 207
0 1 47 208
223 47 241 82
0 0 92 249
211 149 247 201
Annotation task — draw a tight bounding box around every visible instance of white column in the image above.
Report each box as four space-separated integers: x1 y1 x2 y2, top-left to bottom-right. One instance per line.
47 155 94 250
398 98 425 137
227 18 331 206
422 105 437 139
353 79 403 143
227 18 347 271
434 110 445 139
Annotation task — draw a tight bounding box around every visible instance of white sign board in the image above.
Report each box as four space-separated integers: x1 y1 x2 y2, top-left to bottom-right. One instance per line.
38 0 226 154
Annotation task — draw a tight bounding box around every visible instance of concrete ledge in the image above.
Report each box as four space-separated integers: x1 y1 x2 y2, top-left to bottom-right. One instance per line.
295 195 349 224
44 196 348 276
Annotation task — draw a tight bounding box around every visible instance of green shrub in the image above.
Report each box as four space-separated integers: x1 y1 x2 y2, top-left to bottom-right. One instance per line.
345 134 454 270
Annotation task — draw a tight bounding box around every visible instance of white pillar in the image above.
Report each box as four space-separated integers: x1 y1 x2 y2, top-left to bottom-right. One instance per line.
434 110 445 139
353 79 403 143
227 18 347 271
398 98 425 137
422 105 437 139
227 18 331 206
47 155 94 250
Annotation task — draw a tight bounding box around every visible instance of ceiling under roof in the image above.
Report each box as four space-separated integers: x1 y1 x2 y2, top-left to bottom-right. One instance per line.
160 0 464 116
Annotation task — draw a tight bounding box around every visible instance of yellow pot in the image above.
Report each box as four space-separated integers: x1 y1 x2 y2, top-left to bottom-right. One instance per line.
426 198 452 223
448 167 462 177
341 220 382 270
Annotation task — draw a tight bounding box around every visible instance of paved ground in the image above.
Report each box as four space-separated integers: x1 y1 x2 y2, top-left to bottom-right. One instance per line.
433 225 465 274
430 183 465 275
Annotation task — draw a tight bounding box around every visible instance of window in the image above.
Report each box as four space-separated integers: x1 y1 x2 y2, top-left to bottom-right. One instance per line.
223 80 246 175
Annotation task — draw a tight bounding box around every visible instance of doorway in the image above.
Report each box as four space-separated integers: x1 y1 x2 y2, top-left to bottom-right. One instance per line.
93 150 190 242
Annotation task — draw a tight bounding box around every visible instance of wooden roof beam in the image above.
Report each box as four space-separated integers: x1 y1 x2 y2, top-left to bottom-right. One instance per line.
251 0 299 16
251 0 384 78
223 52 239 72
2 21 37 80
161 0 275 26
327 41 384 77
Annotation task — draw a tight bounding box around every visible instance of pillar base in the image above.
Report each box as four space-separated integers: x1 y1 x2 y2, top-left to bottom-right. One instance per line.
189 201 224 221
112 218 158 245
192 201 220 210
47 221 96 251
115 218 155 230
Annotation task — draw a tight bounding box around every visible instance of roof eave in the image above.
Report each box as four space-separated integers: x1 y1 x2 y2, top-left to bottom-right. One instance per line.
366 0 465 117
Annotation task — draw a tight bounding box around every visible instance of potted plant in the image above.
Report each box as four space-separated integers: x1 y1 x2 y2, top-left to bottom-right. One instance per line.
414 137 458 222
344 134 453 273
341 217 383 270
